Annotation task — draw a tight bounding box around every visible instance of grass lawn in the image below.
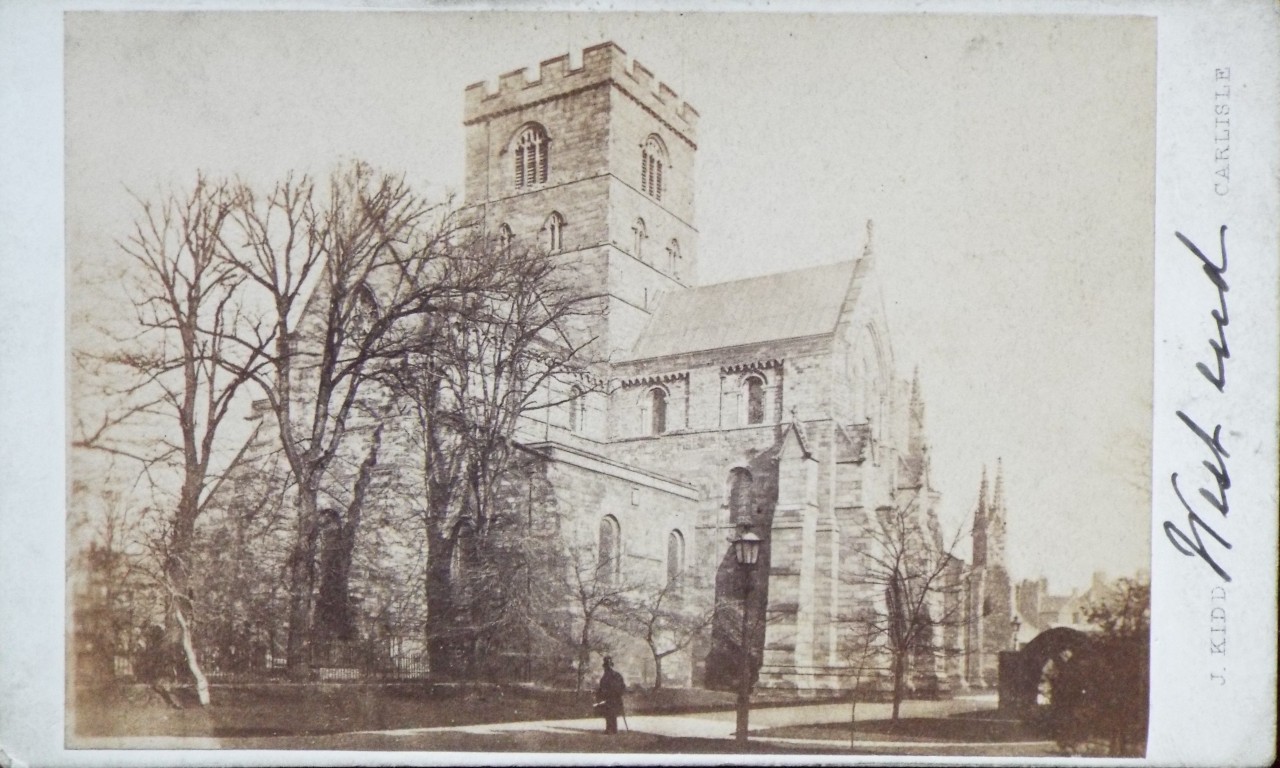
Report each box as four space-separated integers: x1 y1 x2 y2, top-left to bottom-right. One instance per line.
760 709 1047 744
172 729 856 754
70 681 740 740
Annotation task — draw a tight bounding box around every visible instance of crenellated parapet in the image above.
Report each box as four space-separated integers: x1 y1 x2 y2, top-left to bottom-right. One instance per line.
464 41 699 145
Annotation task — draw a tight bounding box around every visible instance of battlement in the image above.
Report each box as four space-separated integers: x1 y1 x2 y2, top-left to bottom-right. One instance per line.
464 42 699 141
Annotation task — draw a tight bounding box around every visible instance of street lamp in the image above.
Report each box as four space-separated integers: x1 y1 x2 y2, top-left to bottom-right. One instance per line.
733 527 762 742
1010 614 1021 650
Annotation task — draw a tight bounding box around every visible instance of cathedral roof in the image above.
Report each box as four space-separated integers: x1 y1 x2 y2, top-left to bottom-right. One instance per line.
626 260 857 360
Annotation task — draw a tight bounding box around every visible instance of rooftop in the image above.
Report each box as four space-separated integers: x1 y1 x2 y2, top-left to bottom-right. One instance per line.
625 260 857 361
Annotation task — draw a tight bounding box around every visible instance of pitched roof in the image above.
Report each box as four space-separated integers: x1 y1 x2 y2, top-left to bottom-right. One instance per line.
625 260 857 360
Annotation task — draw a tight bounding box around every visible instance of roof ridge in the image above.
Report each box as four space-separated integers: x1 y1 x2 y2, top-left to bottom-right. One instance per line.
691 259 857 291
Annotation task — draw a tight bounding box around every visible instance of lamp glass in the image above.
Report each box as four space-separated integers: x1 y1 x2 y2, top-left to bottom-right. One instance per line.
734 531 761 567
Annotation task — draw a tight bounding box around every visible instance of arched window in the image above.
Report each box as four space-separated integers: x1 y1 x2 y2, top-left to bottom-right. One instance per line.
744 374 766 425
567 385 585 434
666 239 680 275
649 387 667 435
667 529 685 584
546 211 565 253
728 467 753 522
514 124 549 188
497 223 514 250
632 218 647 261
598 515 621 585
640 135 666 200
451 519 476 582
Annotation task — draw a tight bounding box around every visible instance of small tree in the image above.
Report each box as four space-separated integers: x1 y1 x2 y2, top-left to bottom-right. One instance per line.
836 609 880 749
72 174 266 705
563 543 635 692
844 492 968 721
614 571 715 689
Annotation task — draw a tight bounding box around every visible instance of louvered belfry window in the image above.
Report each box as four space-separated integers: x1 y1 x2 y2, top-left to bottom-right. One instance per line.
641 136 666 200
515 125 549 188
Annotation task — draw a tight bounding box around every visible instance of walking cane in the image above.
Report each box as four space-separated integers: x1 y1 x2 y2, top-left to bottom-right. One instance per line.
623 712 630 732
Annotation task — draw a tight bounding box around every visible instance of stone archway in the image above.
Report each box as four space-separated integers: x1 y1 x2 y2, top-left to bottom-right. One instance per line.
999 626 1089 715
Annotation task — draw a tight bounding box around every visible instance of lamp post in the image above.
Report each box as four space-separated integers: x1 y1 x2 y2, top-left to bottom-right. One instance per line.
1010 615 1021 650
733 527 762 743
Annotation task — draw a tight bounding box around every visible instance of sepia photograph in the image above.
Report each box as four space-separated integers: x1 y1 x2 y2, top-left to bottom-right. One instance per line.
63 10 1158 760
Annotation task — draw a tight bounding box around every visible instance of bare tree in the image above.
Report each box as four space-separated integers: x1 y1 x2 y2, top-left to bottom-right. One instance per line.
843 492 969 721
380 234 598 677
217 161 487 676
72 174 267 705
835 608 880 749
561 543 636 692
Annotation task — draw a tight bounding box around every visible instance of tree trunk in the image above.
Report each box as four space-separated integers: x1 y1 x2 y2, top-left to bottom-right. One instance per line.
848 667 864 750
313 515 357 640
576 618 591 693
315 425 383 643
285 493 320 678
891 653 905 722
161 491 205 704
652 651 663 690
425 522 456 676
849 692 858 750
173 603 211 707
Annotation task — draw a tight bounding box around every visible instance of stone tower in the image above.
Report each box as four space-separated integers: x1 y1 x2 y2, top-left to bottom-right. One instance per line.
462 43 700 363
966 459 1013 687
972 466 989 567
988 459 1008 570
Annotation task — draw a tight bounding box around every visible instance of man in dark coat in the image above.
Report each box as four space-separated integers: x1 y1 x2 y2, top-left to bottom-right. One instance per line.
595 655 626 734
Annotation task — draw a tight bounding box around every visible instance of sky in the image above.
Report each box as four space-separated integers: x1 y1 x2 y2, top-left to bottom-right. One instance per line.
66 11 1155 593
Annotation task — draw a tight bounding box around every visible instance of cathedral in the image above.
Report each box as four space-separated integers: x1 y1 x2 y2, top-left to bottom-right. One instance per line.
460 42 1014 692
199 41 1016 695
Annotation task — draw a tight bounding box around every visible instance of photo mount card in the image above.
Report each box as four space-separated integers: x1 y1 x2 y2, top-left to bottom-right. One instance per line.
0 2 1276 767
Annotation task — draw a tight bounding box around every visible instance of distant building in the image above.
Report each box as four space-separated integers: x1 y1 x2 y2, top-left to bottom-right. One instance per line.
1014 569 1146 645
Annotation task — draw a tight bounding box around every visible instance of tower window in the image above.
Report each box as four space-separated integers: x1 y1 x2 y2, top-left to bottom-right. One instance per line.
546 211 565 253
666 239 681 276
641 135 667 200
497 223 514 250
649 386 667 435
632 218 647 261
744 375 766 425
514 124 549 189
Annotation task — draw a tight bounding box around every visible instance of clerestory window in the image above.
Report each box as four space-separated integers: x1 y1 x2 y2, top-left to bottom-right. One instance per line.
744 375 766 425
649 386 667 435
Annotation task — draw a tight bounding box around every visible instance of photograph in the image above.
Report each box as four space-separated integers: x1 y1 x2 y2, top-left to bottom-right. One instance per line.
64 11 1155 759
